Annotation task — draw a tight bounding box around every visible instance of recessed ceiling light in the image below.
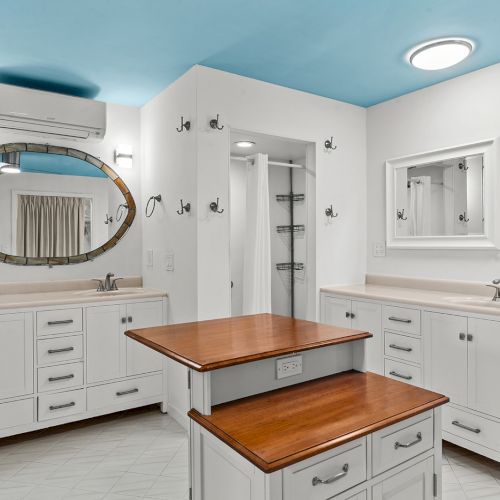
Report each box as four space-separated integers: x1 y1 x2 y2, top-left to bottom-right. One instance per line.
409 38 473 70
234 141 255 148
0 163 21 174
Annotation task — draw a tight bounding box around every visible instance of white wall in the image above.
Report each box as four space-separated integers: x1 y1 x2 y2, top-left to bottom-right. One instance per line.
367 63 500 282
195 66 367 320
0 102 142 282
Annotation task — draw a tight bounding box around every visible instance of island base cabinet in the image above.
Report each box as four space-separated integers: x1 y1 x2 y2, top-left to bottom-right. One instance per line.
372 457 434 500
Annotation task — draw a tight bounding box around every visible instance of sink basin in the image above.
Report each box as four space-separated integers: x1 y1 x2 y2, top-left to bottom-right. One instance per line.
444 296 500 308
75 287 145 297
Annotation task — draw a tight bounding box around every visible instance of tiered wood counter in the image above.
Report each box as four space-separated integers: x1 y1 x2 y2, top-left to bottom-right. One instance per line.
127 313 448 500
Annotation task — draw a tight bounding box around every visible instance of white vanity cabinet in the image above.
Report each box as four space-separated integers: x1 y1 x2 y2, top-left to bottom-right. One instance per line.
0 293 167 439
321 295 383 374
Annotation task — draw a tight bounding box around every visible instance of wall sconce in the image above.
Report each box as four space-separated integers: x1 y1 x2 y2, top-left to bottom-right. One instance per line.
114 144 133 168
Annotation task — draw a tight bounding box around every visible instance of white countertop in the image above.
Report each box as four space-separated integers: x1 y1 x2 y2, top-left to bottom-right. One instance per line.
321 279 500 317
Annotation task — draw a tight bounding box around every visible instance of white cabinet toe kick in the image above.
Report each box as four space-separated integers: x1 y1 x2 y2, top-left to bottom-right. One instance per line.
0 295 167 439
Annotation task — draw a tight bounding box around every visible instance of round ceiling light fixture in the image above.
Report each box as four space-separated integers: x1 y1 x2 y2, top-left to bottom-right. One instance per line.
234 141 255 148
409 38 473 70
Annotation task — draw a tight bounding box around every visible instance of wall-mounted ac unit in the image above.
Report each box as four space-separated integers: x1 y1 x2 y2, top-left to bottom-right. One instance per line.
0 84 106 141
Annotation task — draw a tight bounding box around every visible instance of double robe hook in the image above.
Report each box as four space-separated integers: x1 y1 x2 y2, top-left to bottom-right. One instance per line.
209 114 224 130
325 205 338 218
396 208 408 221
176 116 191 133
324 137 337 151
177 199 191 215
209 197 224 213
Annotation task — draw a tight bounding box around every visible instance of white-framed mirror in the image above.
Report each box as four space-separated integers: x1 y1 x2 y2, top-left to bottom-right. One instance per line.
386 138 499 249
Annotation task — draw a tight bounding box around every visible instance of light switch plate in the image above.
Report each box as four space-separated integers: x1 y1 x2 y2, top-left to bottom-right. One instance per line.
373 242 386 257
165 252 174 271
276 355 303 379
146 249 154 267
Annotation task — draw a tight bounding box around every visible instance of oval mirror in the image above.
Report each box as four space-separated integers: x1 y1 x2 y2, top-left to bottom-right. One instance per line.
0 143 136 265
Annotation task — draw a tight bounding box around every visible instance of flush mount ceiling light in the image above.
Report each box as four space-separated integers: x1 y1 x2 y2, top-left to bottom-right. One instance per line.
409 38 473 70
234 141 255 148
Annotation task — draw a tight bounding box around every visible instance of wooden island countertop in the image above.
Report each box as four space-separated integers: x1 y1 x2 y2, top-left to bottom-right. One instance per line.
189 370 449 473
125 313 371 372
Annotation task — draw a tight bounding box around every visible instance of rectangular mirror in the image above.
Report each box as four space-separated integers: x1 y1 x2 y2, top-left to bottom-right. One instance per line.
386 139 499 249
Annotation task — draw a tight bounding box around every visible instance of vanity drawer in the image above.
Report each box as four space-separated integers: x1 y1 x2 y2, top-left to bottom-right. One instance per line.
383 305 421 336
283 438 366 500
442 405 500 451
87 373 162 411
37 362 84 393
372 410 434 476
38 388 85 421
384 359 422 387
37 335 83 365
37 308 83 337
384 332 421 364
0 398 34 430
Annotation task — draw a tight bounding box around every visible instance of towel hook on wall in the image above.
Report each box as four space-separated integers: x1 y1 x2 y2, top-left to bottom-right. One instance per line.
458 161 468 171
325 205 338 218
396 208 408 221
209 114 224 130
146 195 162 218
209 197 224 213
176 116 191 133
104 214 113 225
458 211 470 222
324 137 337 151
177 199 191 215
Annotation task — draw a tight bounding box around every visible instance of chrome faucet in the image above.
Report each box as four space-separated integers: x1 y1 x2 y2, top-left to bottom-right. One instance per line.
486 279 500 301
92 273 122 292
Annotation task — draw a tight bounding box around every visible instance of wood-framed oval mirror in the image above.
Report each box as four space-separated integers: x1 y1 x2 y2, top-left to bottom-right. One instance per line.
0 143 136 266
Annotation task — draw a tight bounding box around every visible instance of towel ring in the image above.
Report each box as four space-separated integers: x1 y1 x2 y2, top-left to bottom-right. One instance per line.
116 203 128 222
146 195 162 218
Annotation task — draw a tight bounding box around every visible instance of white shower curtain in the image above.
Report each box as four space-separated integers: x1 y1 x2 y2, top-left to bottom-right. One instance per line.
242 153 272 315
409 176 431 236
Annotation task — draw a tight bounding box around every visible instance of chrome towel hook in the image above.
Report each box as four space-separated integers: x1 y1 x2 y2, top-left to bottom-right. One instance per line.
176 116 191 133
325 205 338 218
104 214 113 225
146 195 162 218
396 209 408 221
209 114 224 130
177 199 191 215
209 197 224 213
324 137 337 151
458 211 470 222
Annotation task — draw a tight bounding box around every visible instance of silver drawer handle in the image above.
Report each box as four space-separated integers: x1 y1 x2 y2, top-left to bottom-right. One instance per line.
388 316 412 323
49 401 76 411
395 432 422 449
116 388 139 397
48 374 75 382
312 464 349 486
47 347 74 354
452 420 481 434
389 370 412 380
389 344 413 352
47 319 74 326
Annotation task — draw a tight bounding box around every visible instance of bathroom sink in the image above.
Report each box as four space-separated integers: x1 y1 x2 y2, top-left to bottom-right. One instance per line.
443 296 500 308
76 287 145 297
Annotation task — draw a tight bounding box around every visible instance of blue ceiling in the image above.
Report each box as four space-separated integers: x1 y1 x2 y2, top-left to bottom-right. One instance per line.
2 0 500 108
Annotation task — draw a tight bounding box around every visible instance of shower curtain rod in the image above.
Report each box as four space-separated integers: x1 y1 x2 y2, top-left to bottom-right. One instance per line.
230 155 304 169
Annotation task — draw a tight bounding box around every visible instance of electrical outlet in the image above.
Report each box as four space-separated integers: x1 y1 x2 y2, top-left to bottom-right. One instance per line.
373 242 386 257
276 355 303 379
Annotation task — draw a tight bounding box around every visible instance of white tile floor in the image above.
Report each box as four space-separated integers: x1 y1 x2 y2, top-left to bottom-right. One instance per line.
0 407 188 499
1 406 499 499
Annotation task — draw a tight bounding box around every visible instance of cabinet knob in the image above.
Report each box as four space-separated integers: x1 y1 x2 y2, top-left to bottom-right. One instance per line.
128 316 133 323
121 317 127 324
350 313 355 319
459 333 466 341
345 312 350 318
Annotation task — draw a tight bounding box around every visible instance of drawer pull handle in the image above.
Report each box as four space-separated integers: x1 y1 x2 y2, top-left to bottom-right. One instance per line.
47 319 74 326
49 401 76 411
452 420 481 434
116 388 139 397
47 347 74 354
48 374 75 382
395 432 422 449
388 316 412 323
312 463 349 486
389 344 413 352
389 370 413 380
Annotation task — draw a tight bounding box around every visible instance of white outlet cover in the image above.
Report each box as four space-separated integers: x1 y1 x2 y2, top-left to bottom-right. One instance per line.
373 242 386 257
276 355 303 379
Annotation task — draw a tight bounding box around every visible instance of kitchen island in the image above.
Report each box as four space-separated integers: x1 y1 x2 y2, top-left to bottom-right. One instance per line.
126 313 448 500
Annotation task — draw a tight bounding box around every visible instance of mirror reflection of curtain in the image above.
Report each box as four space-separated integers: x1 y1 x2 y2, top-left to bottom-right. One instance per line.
409 176 431 236
16 195 87 258
242 153 272 315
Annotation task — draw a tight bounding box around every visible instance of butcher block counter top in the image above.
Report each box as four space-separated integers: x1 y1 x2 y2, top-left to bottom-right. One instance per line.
125 313 372 372
189 370 448 473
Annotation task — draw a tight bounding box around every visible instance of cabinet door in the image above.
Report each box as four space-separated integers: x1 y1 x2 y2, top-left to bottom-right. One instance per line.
425 312 468 407
468 318 500 418
372 457 433 500
0 313 33 399
87 304 126 383
126 301 164 376
321 295 351 328
351 301 382 374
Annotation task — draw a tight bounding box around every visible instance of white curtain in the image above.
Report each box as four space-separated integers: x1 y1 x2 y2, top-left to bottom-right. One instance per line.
16 195 86 258
242 153 272 315
409 176 431 236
